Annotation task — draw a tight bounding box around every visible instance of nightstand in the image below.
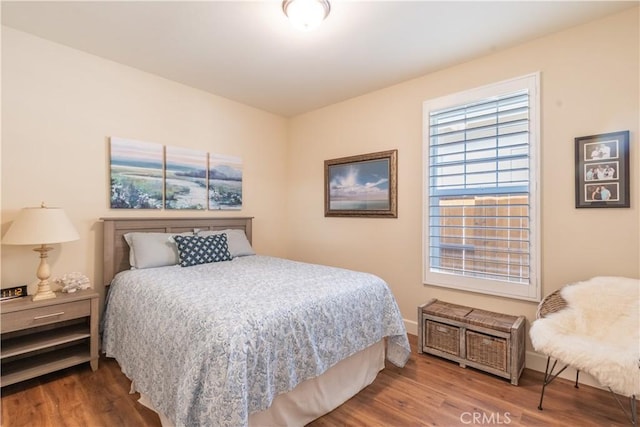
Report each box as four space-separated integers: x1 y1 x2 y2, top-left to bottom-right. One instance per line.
1 289 99 387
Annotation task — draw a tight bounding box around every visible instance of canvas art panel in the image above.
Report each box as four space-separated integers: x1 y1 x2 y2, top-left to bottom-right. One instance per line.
110 137 164 209
208 154 243 210
165 146 208 210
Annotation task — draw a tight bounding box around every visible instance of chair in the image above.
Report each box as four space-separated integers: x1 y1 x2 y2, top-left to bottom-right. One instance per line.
529 276 640 426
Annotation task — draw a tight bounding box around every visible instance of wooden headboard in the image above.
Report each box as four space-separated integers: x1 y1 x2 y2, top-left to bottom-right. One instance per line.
100 217 253 286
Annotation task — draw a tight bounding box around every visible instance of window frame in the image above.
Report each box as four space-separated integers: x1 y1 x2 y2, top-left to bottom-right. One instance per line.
422 73 541 302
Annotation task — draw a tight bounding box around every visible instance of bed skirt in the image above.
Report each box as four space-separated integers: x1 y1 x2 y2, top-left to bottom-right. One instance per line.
136 340 386 427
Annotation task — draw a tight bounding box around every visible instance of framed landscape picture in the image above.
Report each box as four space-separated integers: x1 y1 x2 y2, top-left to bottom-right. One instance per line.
575 130 630 208
324 149 397 218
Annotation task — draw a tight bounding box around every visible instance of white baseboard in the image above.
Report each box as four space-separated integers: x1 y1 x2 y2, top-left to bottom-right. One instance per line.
403 318 605 391
404 318 418 336
524 350 604 390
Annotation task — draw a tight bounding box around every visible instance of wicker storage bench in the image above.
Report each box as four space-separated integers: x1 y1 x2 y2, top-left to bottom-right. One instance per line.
418 299 526 385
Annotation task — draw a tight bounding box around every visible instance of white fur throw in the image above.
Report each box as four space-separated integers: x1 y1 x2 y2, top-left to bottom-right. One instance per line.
529 276 640 397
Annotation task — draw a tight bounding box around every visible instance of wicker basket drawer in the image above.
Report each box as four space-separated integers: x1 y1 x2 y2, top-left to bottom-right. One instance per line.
466 330 507 371
425 320 460 356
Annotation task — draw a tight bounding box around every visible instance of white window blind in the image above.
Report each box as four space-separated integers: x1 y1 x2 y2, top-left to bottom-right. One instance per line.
423 74 540 301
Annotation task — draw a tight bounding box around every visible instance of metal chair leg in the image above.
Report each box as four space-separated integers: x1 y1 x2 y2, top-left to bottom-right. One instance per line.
537 358 636 425
609 390 638 426
538 356 569 410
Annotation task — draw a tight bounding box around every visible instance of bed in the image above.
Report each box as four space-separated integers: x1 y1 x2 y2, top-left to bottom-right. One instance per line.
100 217 410 427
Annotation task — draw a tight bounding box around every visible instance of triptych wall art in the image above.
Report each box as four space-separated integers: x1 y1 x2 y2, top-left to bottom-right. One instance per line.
109 137 242 210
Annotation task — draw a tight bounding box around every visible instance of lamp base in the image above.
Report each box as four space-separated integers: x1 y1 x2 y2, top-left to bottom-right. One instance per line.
32 280 57 301
32 245 57 301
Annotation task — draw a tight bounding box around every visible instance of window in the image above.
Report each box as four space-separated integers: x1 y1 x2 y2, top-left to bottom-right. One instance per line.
422 74 540 301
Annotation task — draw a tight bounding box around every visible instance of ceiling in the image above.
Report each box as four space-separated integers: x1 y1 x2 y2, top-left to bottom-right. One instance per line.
2 1 636 117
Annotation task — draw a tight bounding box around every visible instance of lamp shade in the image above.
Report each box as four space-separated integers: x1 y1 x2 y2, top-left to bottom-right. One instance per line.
2 206 79 245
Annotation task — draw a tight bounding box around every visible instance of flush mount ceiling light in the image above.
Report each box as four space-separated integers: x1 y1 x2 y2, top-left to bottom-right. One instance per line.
282 0 331 32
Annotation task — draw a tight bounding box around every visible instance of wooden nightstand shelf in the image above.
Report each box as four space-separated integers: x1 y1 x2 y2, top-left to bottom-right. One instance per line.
1 289 99 387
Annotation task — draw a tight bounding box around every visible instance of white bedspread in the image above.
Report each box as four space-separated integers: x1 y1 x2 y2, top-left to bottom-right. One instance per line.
102 255 410 427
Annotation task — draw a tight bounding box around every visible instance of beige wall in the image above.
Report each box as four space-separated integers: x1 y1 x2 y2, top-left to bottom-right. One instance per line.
1 27 290 307
2 8 639 374
286 7 639 337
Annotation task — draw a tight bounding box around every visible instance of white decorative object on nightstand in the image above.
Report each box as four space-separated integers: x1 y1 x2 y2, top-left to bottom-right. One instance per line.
54 272 91 293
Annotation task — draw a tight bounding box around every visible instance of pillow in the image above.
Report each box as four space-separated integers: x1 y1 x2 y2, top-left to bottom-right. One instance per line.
195 229 255 258
123 232 191 269
173 234 232 267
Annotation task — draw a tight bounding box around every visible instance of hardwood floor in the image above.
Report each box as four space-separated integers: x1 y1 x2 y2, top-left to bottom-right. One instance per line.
2 334 635 426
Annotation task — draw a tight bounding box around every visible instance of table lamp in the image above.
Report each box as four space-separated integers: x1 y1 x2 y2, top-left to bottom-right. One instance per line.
2 203 79 301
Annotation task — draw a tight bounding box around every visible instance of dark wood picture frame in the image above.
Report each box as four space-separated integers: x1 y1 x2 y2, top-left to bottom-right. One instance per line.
575 130 630 208
324 149 398 218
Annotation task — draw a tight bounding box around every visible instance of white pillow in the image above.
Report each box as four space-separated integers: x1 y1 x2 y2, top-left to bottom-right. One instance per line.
123 232 192 269
195 229 255 258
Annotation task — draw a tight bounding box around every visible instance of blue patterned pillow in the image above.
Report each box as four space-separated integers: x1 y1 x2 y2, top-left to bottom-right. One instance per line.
173 234 231 267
